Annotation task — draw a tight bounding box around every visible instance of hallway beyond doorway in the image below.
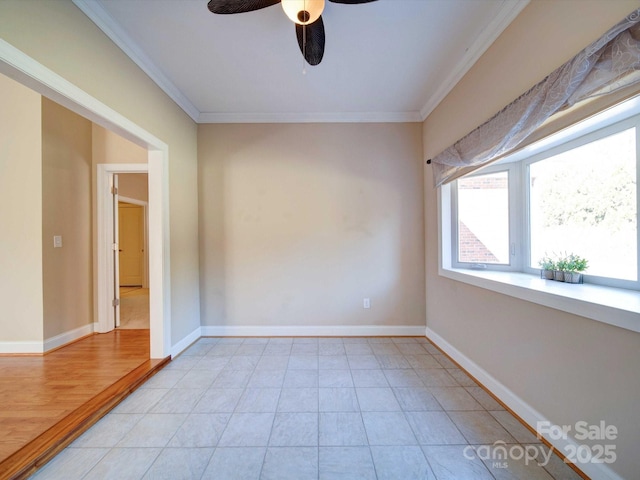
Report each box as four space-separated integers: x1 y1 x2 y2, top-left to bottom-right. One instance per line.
119 287 150 330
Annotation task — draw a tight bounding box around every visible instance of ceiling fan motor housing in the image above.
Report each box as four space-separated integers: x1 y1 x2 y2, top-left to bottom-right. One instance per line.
208 0 378 66
282 0 325 25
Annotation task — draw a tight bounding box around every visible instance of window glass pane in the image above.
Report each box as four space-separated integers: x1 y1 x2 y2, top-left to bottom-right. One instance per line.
457 171 510 264
529 128 637 280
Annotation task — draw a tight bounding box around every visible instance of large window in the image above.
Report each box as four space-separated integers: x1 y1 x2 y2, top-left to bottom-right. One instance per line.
449 99 640 290
529 128 637 282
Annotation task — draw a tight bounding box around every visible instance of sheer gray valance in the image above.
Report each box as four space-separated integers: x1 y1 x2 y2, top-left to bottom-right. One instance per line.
431 8 640 187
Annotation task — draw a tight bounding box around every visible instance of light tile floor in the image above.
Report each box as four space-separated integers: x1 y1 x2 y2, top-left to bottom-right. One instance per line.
32 337 582 480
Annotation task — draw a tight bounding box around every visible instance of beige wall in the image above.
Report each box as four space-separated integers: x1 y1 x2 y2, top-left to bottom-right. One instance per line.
118 174 148 203
0 74 43 343
42 98 93 339
423 2 640 478
0 0 201 346
92 124 148 165
199 123 425 330
92 121 150 203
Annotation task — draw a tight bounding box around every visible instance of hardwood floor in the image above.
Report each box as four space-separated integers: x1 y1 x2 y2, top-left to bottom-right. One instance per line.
0 329 168 479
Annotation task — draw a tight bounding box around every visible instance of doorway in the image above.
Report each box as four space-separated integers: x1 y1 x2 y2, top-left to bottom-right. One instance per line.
119 202 145 287
0 42 171 358
115 172 150 330
1 39 171 359
118 197 150 330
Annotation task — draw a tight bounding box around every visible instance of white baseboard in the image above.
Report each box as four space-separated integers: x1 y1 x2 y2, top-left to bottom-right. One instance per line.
171 326 202 358
44 323 96 353
0 323 97 354
0 340 44 354
426 327 623 480
200 325 426 338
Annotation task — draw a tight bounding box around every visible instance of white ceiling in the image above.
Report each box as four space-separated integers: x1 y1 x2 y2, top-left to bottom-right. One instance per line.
73 0 528 123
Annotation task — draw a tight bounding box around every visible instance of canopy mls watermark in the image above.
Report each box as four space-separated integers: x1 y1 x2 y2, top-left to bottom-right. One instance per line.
461 420 618 469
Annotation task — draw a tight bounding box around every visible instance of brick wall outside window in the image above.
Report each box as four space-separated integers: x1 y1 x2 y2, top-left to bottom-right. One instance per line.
459 221 499 263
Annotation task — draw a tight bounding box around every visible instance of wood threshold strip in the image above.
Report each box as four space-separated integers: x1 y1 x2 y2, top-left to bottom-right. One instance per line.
0 356 170 480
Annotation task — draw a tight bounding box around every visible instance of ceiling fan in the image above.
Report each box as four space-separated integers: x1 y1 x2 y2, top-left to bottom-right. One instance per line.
207 0 378 66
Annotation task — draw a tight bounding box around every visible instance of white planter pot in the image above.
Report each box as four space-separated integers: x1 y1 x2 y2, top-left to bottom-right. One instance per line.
564 272 582 284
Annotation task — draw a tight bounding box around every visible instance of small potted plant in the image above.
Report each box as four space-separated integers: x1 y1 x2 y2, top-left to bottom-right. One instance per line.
564 253 588 284
538 255 556 280
554 255 568 282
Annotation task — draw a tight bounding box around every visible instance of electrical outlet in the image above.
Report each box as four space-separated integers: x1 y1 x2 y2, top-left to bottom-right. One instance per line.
53 235 63 248
363 298 370 309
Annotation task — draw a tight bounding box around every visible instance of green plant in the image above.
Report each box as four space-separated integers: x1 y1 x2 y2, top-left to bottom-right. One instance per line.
565 253 588 273
555 255 569 272
538 255 556 271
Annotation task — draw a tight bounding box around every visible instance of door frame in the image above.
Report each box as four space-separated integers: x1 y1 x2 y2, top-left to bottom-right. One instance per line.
118 195 149 289
97 165 146 334
0 39 171 358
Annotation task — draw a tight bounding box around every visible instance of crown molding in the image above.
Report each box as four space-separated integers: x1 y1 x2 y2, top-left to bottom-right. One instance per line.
72 0 420 125
419 0 530 121
198 110 422 124
72 0 200 122
73 0 527 125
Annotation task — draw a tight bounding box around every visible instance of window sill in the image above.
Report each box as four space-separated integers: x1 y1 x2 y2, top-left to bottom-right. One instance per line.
439 267 640 333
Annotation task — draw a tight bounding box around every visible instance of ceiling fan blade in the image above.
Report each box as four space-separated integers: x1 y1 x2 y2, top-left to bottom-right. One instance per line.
207 0 280 14
328 0 377 4
296 16 325 66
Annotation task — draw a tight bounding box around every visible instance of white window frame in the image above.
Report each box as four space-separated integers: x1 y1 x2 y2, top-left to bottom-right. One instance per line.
439 96 640 334
451 164 521 272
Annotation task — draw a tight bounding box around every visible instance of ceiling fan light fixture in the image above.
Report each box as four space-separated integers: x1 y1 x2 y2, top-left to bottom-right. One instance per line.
282 0 325 26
